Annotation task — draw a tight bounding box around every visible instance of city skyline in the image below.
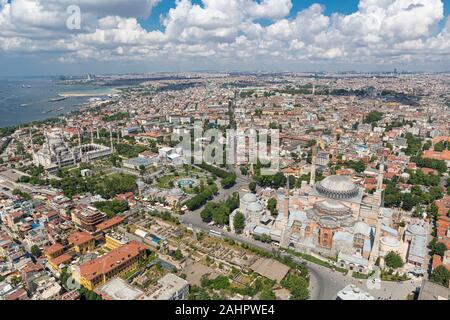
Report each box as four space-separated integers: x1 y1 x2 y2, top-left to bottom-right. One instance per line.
2 0 450 76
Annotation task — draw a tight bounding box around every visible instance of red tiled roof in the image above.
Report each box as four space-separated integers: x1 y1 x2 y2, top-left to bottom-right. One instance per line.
96 216 125 232
22 262 44 274
44 243 64 256
79 241 146 281
51 253 73 266
432 136 450 144
68 231 94 246
5 288 28 300
432 254 450 271
423 150 450 161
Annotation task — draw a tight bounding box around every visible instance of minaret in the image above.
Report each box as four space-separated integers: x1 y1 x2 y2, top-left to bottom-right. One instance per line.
72 149 77 166
309 143 317 187
109 126 114 151
77 127 83 159
90 128 94 144
77 127 82 147
284 178 290 219
368 209 384 270
377 156 385 191
96 128 100 140
374 156 385 207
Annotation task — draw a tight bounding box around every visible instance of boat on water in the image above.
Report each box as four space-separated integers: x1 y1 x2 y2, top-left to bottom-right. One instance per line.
41 106 64 114
50 97 67 102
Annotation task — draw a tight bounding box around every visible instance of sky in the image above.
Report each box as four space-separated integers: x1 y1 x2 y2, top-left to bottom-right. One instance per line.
1 0 450 76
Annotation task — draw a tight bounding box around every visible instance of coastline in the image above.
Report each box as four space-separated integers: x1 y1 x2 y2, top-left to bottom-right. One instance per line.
58 88 120 98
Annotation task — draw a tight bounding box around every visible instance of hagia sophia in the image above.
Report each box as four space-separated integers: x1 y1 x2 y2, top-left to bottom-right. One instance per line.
230 151 423 274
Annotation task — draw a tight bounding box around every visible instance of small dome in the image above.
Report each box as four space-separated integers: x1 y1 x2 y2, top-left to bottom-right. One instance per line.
248 202 264 213
242 193 258 203
169 188 184 197
407 224 427 236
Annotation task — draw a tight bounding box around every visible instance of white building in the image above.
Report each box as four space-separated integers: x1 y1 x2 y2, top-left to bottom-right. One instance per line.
336 284 375 300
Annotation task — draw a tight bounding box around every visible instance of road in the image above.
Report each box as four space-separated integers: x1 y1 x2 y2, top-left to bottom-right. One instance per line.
180 205 421 300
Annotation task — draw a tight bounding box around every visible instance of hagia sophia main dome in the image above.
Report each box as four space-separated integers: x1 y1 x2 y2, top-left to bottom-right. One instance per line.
315 175 361 200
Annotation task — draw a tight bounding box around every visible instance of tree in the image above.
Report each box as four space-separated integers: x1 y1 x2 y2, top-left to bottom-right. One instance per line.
93 200 129 218
281 273 309 300
173 249 184 261
267 198 278 217
139 164 147 177
431 265 450 287
233 212 245 234
240 166 248 176
249 181 257 193
260 289 276 300
433 242 448 257
363 111 383 124
30 245 42 257
434 141 446 152
11 276 22 287
212 204 230 225
384 251 404 269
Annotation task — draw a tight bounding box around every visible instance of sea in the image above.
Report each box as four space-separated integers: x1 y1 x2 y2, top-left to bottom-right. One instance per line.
0 76 117 128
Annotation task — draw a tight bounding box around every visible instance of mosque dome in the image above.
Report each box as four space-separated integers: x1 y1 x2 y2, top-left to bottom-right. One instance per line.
316 175 359 199
169 188 184 197
248 202 264 213
242 193 258 204
380 236 401 253
406 224 427 237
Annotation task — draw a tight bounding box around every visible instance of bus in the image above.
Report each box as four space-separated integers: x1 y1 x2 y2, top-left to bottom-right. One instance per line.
209 229 222 238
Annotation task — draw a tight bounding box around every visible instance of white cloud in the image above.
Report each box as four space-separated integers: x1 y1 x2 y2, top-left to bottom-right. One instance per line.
0 0 449 69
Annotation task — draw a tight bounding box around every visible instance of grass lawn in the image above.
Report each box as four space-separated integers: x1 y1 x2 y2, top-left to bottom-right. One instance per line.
352 271 370 279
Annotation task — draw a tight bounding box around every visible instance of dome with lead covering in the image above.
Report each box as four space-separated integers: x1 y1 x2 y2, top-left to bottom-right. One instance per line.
314 200 352 216
248 202 264 213
242 193 258 204
316 175 359 199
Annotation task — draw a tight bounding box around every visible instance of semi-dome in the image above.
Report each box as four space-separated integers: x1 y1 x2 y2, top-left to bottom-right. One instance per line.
319 216 339 228
380 236 401 247
315 175 359 199
314 200 352 216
